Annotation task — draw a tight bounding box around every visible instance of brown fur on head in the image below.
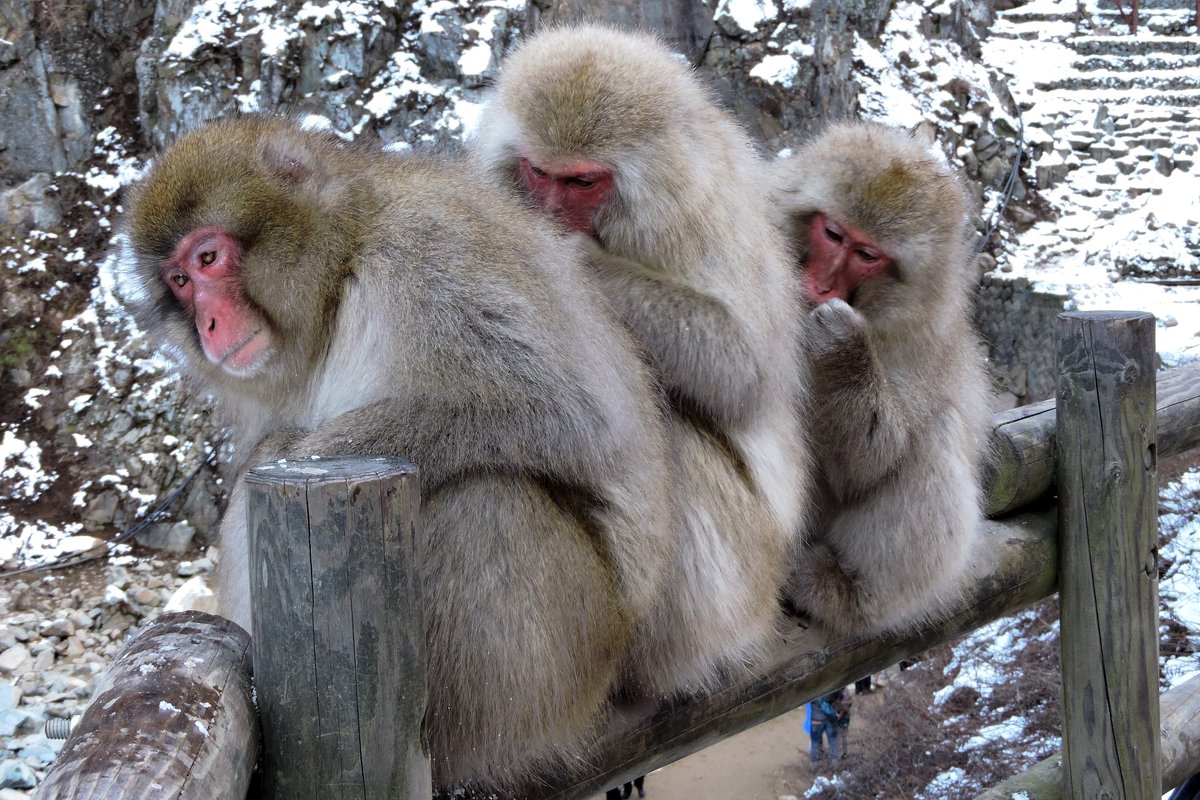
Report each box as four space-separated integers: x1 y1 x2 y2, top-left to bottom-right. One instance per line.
777 121 977 329
121 116 374 398
473 24 747 257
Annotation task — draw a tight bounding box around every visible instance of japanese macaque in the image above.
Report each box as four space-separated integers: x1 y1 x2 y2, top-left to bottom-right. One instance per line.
118 115 678 789
473 25 811 694
774 121 990 635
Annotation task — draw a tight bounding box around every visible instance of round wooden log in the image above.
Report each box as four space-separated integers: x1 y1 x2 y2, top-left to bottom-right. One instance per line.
984 364 1200 518
1056 311 1159 799
35 611 257 800
246 456 429 800
973 672 1200 799
516 508 1059 800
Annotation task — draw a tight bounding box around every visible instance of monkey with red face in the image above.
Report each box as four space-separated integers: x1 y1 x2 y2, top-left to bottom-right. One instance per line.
775 120 990 635
120 115 678 789
474 24 811 695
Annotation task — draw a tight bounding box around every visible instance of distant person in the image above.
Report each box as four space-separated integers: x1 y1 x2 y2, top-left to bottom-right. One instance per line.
808 688 850 764
606 776 646 799
832 687 853 756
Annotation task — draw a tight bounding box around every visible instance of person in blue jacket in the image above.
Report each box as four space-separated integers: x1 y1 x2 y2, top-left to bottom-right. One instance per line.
808 687 851 764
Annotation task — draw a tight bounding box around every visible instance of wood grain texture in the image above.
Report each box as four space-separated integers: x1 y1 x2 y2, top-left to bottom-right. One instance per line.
1056 311 1159 800
246 456 429 800
985 363 1200 518
514 508 1059 800
35 611 257 800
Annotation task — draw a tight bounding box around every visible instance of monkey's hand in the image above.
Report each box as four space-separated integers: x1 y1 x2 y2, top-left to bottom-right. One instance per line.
245 426 309 470
806 298 869 362
787 543 870 634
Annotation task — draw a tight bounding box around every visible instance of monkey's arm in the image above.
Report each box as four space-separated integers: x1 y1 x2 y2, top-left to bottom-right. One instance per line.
271 370 617 494
807 300 920 496
586 247 764 430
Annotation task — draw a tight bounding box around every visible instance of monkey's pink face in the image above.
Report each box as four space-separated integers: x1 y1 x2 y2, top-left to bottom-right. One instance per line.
161 226 274 377
803 213 892 305
519 156 614 236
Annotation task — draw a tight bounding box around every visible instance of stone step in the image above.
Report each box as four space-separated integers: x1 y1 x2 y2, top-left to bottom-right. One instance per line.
1083 103 1199 124
1091 9 1199 35
1035 67 1200 91
1069 35 1200 56
1034 87 1200 107
998 9 1078 25
1072 52 1200 72
1097 0 1197 10
993 17 1080 40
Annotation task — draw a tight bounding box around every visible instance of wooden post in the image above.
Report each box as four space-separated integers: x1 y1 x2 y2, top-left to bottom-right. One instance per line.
246 456 429 800
1056 311 1159 799
35 611 257 799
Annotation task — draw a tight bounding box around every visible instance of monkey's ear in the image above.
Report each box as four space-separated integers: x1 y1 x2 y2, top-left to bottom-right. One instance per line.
263 141 314 185
908 121 937 147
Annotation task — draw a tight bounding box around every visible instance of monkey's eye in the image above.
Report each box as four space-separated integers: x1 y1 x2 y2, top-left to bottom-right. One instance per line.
566 176 595 189
857 249 881 263
823 226 844 243
171 274 189 288
199 250 217 266
531 165 548 178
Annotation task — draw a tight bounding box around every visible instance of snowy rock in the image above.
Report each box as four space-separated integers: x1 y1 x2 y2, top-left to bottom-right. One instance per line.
164 576 217 615
105 566 131 591
0 760 35 790
66 611 92 631
135 521 196 554
0 174 62 234
39 618 73 639
127 586 160 607
176 557 214 577
17 740 57 769
0 683 20 714
82 491 120 525
1155 148 1175 176
0 708 35 738
0 647 30 675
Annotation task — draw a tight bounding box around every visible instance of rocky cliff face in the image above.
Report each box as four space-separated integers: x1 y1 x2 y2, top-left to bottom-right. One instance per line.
0 0 1011 564
2 0 999 179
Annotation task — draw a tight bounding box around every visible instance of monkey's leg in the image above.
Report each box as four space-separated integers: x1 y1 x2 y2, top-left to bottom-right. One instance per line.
630 420 786 695
213 485 253 632
792 444 980 635
421 473 631 789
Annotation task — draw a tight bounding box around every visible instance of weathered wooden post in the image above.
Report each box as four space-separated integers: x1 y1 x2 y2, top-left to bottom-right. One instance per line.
246 456 430 800
35 611 258 799
1056 311 1159 799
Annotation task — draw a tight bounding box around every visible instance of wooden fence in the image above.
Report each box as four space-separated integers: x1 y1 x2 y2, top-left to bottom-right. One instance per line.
35 311 1200 799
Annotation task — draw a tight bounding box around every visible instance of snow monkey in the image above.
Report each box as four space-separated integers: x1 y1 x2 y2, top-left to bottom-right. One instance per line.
774 120 990 635
473 25 811 694
118 115 679 789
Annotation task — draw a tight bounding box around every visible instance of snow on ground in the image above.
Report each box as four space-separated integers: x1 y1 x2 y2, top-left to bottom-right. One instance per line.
981 0 1200 366
1161 467 1200 688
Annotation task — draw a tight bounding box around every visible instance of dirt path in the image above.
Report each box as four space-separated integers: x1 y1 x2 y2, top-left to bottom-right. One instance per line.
599 685 892 800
